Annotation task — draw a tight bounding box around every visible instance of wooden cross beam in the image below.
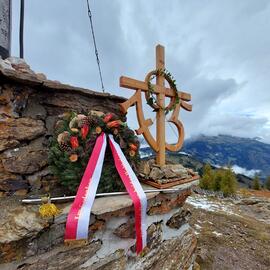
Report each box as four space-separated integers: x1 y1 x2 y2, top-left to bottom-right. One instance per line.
119 45 192 166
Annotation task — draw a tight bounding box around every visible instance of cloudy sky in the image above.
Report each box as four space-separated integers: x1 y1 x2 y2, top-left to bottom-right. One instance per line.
11 0 270 144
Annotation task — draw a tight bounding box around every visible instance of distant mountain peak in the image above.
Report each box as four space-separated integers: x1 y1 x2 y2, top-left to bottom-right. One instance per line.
183 134 270 179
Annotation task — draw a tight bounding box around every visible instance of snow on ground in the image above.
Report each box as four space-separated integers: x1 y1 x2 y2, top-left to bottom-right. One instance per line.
186 195 239 216
212 231 223 237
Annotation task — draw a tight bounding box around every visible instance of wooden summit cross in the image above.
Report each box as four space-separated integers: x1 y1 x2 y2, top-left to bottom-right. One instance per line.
119 44 192 166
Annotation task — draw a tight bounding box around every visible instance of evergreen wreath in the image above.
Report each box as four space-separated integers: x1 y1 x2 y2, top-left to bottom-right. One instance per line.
48 112 140 193
145 68 180 114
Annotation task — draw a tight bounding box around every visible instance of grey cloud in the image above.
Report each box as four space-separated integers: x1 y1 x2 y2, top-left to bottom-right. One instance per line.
10 0 270 144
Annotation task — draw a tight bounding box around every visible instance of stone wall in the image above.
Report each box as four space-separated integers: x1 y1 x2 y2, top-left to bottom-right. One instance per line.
0 57 126 196
0 182 197 270
0 58 197 269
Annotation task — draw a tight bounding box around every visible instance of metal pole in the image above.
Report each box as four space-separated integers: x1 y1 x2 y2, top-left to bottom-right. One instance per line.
21 188 182 204
19 0 24 58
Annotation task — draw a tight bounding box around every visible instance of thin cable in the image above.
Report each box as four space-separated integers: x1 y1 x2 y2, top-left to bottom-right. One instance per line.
86 0 105 93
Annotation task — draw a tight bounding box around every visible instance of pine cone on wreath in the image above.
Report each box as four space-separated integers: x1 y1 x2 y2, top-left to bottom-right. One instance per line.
81 116 90 126
78 116 90 127
90 115 100 127
59 142 71 152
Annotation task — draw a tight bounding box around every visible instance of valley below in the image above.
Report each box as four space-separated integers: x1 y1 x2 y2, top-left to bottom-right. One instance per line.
185 190 270 270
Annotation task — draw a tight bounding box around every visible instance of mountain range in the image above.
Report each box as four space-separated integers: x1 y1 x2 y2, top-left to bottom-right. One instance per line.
140 134 270 185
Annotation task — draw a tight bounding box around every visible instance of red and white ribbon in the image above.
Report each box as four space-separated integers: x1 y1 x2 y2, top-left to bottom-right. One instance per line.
64 133 147 254
65 133 107 242
109 134 147 254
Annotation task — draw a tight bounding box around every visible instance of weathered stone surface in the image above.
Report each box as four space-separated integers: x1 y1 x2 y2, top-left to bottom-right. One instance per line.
0 103 18 119
13 87 33 115
130 221 163 254
0 58 126 104
193 261 201 270
91 191 159 217
7 57 31 71
146 222 163 249
0 86 17 118
0 59 15 71
113 219 135 239
0 162 20 183
36 73 47 81
0 58 197 270
130 227 197 270
163 167 177 178
2 138 48 174
22 98 47 120
166 209 192 229
0 85 14 105
26 167 51 190
148 189 191 215
0 85 34 119
89 219 106 234
45 115 57 136
19 240 101 270
24 214 96 259
149 167 165 180
39 91 125 119
40 175 58 193
0 177 28 192
0 162 27 192
91 110 105 117
0 202 46 244
32 223 66 255
102 254 127 270
0 182 197 268
141 160 193 183
138 160 151 176
0 117 46 142
14 189 28 196
167 164 189 178
0 139 20 152
84 249 126 270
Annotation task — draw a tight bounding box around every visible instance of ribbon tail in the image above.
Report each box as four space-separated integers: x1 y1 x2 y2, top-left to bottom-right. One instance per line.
65 133 107 243
108 134 147 254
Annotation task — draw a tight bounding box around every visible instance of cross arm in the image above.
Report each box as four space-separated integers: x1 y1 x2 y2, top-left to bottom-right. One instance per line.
120 76 191 101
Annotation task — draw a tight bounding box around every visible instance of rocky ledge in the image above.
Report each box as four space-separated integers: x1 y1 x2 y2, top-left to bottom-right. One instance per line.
0 57 199 269
186 191 270 270
0 57 126 196
0 181 198 270
0 57 125 101
139 159 199 186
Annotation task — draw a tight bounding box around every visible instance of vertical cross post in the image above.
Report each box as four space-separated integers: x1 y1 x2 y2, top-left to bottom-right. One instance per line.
155 45 166 166
120 45 193 167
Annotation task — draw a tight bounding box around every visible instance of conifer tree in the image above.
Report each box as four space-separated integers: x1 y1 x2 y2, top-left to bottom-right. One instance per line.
200 164 214 190
265 176 270 190
213 169 223 191
252 174 261 190
220 167 237 196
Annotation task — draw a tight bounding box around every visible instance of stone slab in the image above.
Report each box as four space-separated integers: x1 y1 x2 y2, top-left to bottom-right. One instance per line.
0 58 126 103
141 175 200 189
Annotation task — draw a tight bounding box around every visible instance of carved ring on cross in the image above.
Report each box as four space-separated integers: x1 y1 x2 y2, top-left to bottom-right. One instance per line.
119 44 192 166
144 70 178 113
119 87 186 153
